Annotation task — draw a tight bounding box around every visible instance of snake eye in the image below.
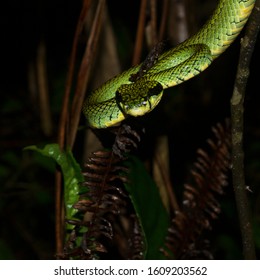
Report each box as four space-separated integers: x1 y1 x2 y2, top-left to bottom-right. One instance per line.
148 83 163 97
115 90 122 103
116 90 129 112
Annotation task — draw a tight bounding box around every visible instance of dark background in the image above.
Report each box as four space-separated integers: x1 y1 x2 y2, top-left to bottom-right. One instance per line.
0 0 259 259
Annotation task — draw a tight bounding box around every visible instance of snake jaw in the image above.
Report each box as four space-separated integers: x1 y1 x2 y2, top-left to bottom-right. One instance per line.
115 80 164 118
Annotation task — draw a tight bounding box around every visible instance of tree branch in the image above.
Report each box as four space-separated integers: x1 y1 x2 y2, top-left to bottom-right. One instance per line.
230 0 260 260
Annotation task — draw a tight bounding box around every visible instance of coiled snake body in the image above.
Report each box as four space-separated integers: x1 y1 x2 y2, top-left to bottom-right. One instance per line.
83 0 255 128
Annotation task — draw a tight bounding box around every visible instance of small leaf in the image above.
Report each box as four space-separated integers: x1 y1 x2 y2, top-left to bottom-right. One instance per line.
124 156 170 259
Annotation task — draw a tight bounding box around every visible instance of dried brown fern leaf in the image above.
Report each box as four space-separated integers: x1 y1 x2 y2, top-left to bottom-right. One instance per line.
61 124 144 259
112 124 144 158
163 120 231 259
127 215 145 260
61 150 126 259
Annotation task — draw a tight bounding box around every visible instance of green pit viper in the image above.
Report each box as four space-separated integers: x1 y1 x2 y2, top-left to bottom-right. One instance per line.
83 0 255 129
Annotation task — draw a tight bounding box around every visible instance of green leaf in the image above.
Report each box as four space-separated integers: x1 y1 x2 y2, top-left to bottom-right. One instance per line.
24 144 84 228
124 156 170 259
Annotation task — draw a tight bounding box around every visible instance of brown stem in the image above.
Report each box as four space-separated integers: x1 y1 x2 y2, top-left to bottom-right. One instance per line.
68 0 105 148
158 0 169 41
150 0 158 45
58 0 91 150
37 40 52 136
230 0 260 260
54 171 63 255
55 0 92 255
132 0 148 65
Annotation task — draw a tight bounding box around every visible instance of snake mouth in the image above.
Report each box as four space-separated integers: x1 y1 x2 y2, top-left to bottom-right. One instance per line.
115 81 164 118
115 92 151 117
117 92 164 117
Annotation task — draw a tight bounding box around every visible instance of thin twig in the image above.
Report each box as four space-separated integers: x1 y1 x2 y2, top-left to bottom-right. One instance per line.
37 40 52 136
158 0 170 41
55 0 91 255
154 147 180 213
230 0 260 260
68 0 105 148
132 0 148 65
150 0 158 45
58 0 91 150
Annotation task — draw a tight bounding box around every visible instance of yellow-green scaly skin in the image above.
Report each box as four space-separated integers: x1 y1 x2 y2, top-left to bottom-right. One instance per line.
83 0 255 128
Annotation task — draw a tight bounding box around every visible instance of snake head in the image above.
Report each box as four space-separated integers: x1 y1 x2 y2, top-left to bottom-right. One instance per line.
116 80 163 117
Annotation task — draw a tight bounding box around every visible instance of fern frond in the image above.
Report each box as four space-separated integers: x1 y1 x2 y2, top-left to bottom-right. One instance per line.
163 120 231 259
61 124 143 259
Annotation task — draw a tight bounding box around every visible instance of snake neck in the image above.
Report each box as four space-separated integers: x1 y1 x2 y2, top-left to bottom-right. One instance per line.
82 0 255 129
177 0 255 59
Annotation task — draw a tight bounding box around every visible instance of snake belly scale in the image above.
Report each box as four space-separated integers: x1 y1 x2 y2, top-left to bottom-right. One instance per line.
83 0 255 129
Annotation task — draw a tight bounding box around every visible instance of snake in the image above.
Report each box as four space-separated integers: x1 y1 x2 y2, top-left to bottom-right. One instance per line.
83 0 255 129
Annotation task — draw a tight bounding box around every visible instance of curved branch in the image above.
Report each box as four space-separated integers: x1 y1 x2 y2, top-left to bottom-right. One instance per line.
230 0 260 260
